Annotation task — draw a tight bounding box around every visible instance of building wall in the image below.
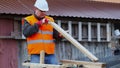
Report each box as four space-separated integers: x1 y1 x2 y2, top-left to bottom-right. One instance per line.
55 42 120 68
53 18 120 68
19 17 120 68
1 16 119 68
0 18 18 68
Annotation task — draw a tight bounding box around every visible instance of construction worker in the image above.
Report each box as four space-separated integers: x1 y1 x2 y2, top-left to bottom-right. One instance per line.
22 0 62 64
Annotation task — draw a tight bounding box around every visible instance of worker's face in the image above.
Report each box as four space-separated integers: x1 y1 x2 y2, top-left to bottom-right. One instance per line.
35 8 46 18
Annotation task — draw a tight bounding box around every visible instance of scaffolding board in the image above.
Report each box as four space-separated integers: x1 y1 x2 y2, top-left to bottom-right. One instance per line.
22 51 106 68
23 61 106 68
60 60 106 68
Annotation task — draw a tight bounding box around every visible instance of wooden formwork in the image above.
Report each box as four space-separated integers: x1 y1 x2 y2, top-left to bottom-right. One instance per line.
23 59 106 68
23 61 106 68
22 22 106 68
22 63 64 68
60 60 106 68
22 51 64 68
22 50 106 68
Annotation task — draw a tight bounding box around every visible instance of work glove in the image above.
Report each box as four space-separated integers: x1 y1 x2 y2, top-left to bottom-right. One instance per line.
36 18 49 26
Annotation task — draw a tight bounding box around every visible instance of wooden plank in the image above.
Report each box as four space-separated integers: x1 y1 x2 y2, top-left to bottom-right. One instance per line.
68 21 72 35
78 22 82 41
40 50 45 64
60 60 106 68
0 36 13 39
57 20 61 27
48 22 98 62
97 23 101 42
106 23 111 41
88 22 92 41
22 63 64 68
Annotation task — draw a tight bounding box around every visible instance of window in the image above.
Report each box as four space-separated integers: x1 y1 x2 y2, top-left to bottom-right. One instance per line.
100 24 107 41
72 23 78 39
56 20 111 42
12 18 26 39
91 23 97 41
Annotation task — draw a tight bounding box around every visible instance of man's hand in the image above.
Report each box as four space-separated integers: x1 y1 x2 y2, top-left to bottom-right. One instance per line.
42 18 49 24
36 18 49 26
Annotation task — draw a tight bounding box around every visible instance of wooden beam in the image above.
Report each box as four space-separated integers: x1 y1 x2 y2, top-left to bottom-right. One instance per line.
22 63 64 68
0 36 13 39
97 23 101 42
48 22 98 62
78 22 82 41
57 20 61 27
40 50 45 64
68 21 72 35
106 23 111 41
88 22 92 41
60 60 106 68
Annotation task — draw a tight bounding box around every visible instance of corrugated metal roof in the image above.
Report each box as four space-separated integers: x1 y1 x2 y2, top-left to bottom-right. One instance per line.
0 0 120 20
0 0 34 15
47 0 120 20
91 0 120 3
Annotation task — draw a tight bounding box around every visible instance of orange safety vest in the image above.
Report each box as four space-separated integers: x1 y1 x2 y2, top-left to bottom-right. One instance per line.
24 15 55 55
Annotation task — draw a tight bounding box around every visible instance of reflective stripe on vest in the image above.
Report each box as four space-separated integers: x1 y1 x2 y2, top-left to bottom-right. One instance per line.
38 30 53 34
28 40 54 44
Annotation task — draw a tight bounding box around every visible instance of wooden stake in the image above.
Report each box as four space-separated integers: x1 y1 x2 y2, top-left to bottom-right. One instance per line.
40 50 45 64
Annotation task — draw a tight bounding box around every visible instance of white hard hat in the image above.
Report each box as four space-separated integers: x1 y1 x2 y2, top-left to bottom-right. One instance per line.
34 0 49 11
